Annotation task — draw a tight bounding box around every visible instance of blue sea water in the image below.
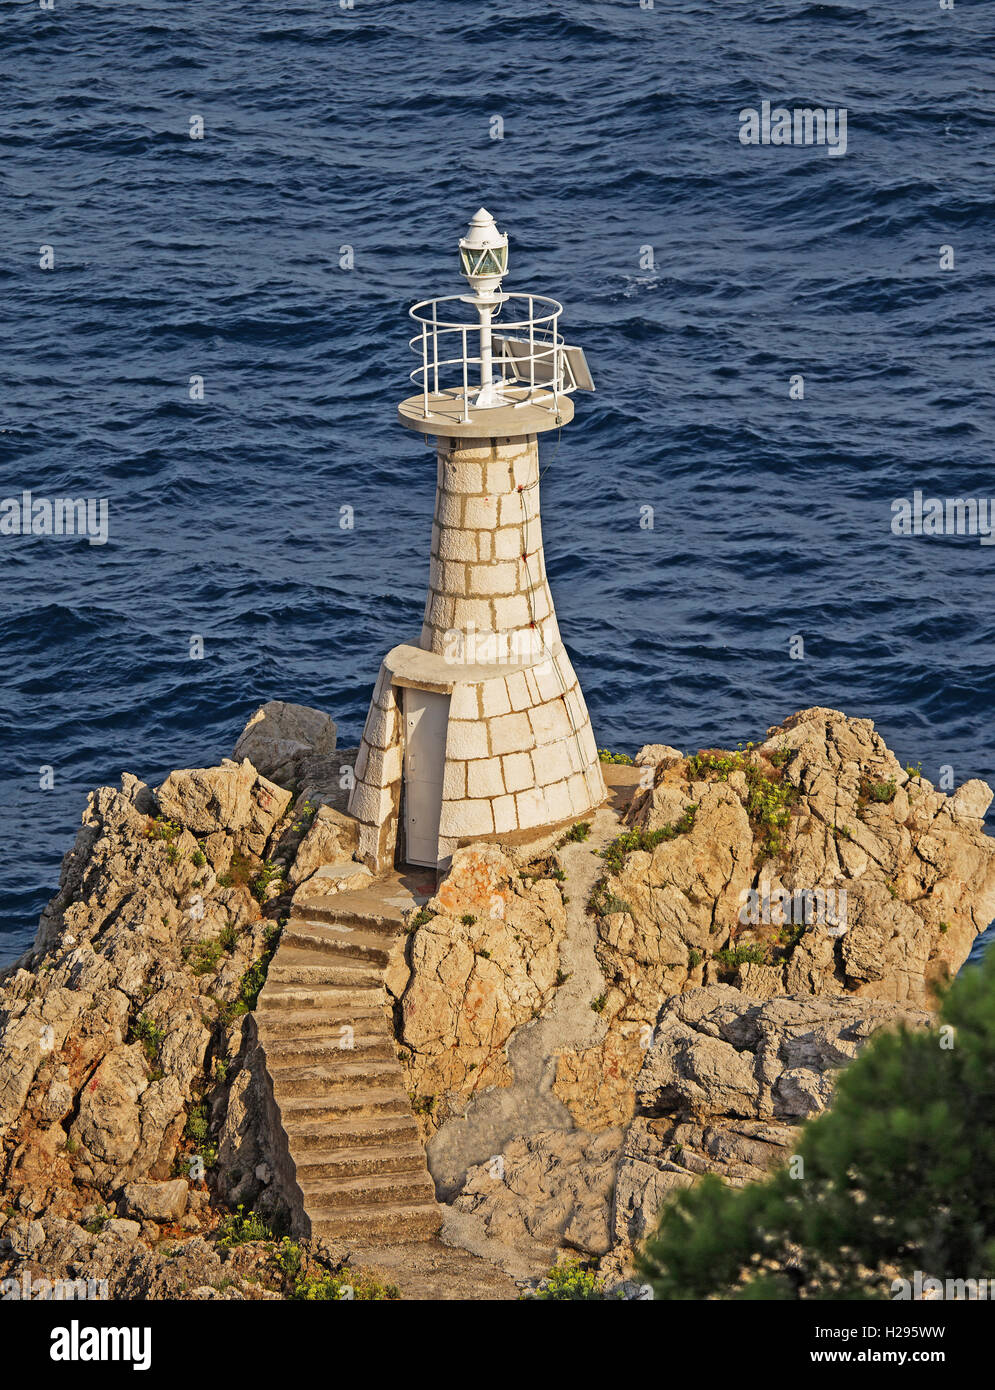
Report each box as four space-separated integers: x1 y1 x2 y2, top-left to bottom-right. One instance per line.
1 1 993 968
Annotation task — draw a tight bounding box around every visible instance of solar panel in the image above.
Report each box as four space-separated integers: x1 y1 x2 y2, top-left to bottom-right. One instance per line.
493 336 595 392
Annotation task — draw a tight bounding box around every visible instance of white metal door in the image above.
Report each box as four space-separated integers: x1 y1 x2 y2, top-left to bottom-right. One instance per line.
403 688 449 867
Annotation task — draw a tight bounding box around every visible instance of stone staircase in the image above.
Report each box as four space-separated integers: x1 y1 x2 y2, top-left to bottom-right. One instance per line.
255 880 442 1244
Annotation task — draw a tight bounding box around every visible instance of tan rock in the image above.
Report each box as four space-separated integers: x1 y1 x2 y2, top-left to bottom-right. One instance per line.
288 806 360 887
233 701 337 789
398 844 567 1126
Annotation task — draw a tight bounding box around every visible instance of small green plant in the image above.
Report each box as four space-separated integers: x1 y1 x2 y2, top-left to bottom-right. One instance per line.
832 824 854 841
555 969 571 986
563 821 591 842
83 1208 110 1235
599 805 697 877
219 920 239 953
185 939 224 976
713 944 769 974
598 748 634 764
475 948 491 959
130 1013 166 1065
862 777 897 804
460 913 477 926
191 848 207 867
290 1266 400 1301
250 860 284 903
217 1204 272 1249
525 1259 619 1300
590 993 607 1014
184 1105 209 1146
407 907 433 932
274 1236 304 1282
409 1093 436 1116
587 883 634 918
146 816 180 843
687 948 702 970
939 921 950 934
292 800 318 833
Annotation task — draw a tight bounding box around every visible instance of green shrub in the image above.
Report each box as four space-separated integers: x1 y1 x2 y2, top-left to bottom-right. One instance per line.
599 806 697 877
525 1259 619 1300
217 1205 272 1249
712 944 769 974
250 860 284 902
130 1013 165 1064
587 883 634 918
185 939 223 976
598 749 634 765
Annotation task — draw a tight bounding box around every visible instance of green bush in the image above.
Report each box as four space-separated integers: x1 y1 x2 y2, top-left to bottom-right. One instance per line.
598 749 634 765
217 1205 272 1249
525 1259 620 1300
712 944 769 974
130 1013 165 1064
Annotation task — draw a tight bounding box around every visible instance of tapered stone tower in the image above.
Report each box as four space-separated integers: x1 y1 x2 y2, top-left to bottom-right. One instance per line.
349 210 606 871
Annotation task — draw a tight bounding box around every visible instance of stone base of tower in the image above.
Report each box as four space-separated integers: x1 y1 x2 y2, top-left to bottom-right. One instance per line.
347 641 606 874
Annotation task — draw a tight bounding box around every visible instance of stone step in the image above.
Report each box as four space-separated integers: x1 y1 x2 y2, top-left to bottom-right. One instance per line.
292 896 408 934
281 920 393 968
257 982 386 1011
268 1059 403 1099
281 1114 420 1153
255 1005 390 1036
308 1202 441 1243
268 957 384 990
275 1090 412 1123
293 1143 428 1182
299 1170 438 1211
258 1032 396 1065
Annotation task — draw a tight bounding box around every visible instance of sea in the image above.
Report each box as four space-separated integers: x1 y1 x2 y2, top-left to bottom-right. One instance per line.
2 0 993 967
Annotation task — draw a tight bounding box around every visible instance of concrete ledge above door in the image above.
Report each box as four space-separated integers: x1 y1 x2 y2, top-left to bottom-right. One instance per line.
383 640 567 694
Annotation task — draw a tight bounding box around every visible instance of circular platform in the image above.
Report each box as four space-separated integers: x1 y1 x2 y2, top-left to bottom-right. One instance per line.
398 386 573 438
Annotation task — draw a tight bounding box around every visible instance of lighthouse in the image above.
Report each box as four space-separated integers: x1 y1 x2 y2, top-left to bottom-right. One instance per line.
349 210 607 871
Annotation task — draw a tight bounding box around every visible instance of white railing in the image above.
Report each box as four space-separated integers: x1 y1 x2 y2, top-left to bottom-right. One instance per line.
407 292 568 423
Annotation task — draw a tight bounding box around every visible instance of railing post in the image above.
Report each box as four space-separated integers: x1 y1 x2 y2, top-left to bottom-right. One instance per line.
529 295 535 393
461 326 470 423
432 300 439 395
421 323 429 418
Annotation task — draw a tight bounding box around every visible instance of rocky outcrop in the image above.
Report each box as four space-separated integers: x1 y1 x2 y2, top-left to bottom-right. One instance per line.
552 708 995 1130
233 700 338 791
452 1129 623 1265
0 704 359 1303
450 982 931 1274
613 983 930 1246
395 843 568 1132
2 702 991 1297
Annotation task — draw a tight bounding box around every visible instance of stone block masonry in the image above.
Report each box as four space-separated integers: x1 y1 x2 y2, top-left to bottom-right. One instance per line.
349 433 606 871
421 435 562 661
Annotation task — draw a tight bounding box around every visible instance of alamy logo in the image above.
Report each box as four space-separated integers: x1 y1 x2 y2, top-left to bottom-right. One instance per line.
50 1320 151 1370
738 881 848 935
0 490 109 546
891 490 995 545
739 101 848 157
1 1271 107 1301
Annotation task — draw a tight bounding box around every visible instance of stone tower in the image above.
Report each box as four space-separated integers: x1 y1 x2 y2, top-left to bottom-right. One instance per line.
349 210 606 871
